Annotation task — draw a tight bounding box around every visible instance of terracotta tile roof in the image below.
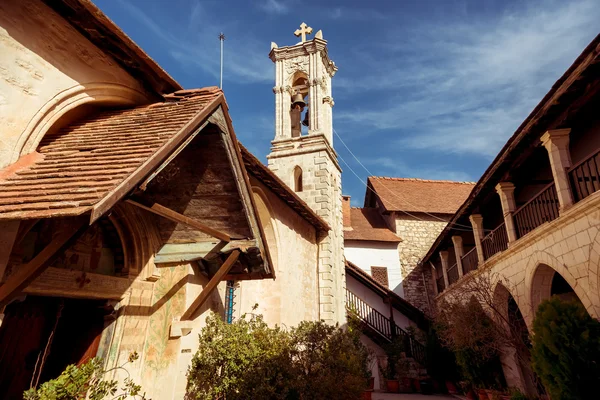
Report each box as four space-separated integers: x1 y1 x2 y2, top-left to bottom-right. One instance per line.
0 87 223 220
239 145 330 234
367 177 475 215
343 204 401 243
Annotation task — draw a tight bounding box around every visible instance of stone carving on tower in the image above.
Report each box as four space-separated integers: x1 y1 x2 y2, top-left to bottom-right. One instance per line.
267 23 345 325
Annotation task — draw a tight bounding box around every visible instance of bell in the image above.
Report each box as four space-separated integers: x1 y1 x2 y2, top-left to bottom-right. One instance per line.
291 92 306 109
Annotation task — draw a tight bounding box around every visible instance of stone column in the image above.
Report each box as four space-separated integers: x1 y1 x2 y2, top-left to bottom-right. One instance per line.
541 129 574 211
430 262 438 296
451 235 464 278
439 251 449 288
495 182 518 243
469 214 485 264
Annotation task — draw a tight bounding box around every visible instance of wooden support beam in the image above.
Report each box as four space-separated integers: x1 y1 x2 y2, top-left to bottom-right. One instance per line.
181 249 240 321
126 199 231 242
0 216 88 308
154 240 255 264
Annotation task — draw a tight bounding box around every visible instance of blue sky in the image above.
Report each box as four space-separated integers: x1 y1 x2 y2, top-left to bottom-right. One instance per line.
94 0 599 206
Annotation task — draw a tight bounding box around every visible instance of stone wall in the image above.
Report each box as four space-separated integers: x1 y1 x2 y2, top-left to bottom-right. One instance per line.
384 212 450 314
0 0 150 167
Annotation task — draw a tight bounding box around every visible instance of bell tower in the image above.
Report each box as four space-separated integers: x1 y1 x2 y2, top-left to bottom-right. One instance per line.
267 23 344 325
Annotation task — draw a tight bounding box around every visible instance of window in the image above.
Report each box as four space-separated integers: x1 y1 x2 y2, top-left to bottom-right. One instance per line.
225 280 236 324
294 166 303 192
371 266 389 288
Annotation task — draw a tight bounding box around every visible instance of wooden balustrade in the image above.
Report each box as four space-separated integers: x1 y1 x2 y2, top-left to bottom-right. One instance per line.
481 223 508 260
345 289 426 365
513 183 559 239
447 263 459 285
461 247 478 274
569 149 600 202
345 289 391 339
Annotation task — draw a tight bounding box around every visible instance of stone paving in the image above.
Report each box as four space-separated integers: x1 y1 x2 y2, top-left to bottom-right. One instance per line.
372 393 455 400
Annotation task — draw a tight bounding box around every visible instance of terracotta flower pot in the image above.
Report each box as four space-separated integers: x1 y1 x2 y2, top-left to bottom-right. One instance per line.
412 378 421 392
386 379 400 393
361 391 373 400
466 390 476 400
400 377 412 393
477 388 489 400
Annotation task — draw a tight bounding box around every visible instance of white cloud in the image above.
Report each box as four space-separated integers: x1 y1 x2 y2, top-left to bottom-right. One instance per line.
117 0 273 84
335 0 599 157
258 0 290 15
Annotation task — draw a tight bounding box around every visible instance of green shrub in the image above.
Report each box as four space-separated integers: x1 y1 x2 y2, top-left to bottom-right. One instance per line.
186 312 370 400
23 353 147 400
531 297 600 400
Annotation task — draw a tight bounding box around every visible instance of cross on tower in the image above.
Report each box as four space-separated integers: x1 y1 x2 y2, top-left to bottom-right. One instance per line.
294 22 313 43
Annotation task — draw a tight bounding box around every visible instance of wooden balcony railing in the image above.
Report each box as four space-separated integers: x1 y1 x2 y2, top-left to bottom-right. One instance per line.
436 275 445 293
447 263 459 285
345 289 426 365
569 149 600 202
513 183 559 239
481 223 508 260
346 289 391 339
461 247 478 274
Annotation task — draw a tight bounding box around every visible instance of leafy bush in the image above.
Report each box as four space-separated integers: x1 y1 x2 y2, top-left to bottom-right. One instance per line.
186 312 370 400
436 297 506 389
531 297 600 400
23 353 147 400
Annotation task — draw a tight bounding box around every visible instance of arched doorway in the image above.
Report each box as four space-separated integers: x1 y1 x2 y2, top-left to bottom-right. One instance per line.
0 217 125 399
531 263 584 315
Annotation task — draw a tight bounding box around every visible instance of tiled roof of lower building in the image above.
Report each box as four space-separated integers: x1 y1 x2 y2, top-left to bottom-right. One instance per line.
343 206 401 243
366 176 475 215
0 87 223 220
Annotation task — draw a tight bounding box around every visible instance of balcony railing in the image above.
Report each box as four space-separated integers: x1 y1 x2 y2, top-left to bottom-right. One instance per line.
461 247 478 274
481 223 508 260
569 149 600 202
513 183 559 239
447 263 459 285
436 275 445 293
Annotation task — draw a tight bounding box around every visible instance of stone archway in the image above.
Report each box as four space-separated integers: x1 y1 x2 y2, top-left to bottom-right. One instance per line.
524 251 596 322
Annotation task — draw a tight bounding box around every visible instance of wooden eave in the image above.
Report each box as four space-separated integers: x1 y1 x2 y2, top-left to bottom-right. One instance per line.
421 34 600 266
345 260 429 330
42 0 182 96
239 145 330 235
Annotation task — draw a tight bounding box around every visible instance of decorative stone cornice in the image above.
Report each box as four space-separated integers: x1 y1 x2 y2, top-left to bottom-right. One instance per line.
269 38 338 77
267 134 341 172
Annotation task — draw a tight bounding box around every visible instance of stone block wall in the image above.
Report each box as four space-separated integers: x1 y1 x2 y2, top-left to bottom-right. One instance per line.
384 212 450 314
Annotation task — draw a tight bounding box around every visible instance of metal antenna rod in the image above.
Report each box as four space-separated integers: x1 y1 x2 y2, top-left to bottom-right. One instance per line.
219 32 225 89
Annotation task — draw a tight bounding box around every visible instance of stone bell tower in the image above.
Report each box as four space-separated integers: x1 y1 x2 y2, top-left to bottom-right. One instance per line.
267 23 345 325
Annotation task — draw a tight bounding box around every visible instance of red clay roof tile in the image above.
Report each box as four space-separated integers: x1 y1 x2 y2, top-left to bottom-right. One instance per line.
367 176 475 215
0 87 222 220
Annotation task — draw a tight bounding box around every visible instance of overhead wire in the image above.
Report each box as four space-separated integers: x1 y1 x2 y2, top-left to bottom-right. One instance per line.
333 127 489 234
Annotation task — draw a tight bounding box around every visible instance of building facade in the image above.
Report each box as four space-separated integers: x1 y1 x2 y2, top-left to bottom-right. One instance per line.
423 34 600 395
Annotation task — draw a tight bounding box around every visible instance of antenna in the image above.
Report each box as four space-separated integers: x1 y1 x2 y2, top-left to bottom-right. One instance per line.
219 32 225 89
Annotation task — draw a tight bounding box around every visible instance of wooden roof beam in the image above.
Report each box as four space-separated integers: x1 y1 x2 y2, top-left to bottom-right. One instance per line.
0 216 88 308
181 249 240 321
126 199 232 242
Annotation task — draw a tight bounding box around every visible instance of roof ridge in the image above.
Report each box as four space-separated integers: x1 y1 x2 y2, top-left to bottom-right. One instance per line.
369 176 476 185
163 87 223 102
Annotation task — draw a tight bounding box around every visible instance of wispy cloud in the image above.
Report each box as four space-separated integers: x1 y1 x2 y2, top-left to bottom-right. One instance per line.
328 7 388 21
335 0 599 157
258 0 290 15
117 0 272 84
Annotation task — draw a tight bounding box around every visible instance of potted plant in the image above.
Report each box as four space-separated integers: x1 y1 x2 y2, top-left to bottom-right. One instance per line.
380 336 406 393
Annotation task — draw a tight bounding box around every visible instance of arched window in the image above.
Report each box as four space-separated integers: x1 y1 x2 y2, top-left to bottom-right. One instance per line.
294 166 303 192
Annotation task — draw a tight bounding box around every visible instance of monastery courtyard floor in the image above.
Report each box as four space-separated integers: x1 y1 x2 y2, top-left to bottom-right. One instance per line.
373 394 454 400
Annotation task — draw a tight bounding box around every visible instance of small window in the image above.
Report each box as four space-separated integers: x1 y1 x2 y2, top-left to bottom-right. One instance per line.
371 266 389 288
294 166 303 192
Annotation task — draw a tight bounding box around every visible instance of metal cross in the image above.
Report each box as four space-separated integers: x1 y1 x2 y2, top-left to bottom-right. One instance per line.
294 22 313 43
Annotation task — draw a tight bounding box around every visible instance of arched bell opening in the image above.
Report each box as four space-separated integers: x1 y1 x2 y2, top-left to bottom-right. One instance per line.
290 72 309 137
